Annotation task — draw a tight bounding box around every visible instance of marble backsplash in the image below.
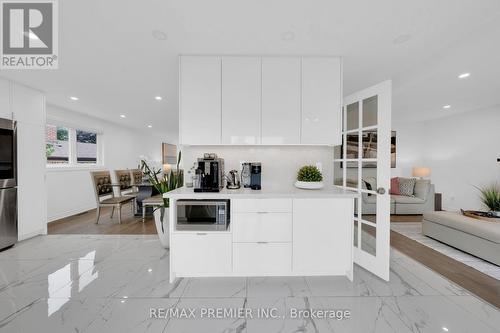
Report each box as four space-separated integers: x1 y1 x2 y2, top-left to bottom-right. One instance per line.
180 145 334 189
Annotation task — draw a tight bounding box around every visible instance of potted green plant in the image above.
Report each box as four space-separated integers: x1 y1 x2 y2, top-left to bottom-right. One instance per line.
475 183 500 217
295 165 324 189
141 151 182 248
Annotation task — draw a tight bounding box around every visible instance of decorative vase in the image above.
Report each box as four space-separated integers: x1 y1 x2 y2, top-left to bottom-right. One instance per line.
294 181 324 190
153 207 169 248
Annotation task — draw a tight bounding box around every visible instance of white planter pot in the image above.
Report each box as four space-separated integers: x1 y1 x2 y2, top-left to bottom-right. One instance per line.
153 207 169 249
294 181 324 190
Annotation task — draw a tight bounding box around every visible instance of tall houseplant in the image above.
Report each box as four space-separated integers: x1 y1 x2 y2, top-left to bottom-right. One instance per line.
475 183 500 217
141 151 182 248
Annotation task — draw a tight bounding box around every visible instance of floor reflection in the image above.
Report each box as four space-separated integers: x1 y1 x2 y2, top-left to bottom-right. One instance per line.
47 250 97 316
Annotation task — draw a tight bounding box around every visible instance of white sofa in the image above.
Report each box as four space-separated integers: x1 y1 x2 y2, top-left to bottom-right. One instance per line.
361 178 435 215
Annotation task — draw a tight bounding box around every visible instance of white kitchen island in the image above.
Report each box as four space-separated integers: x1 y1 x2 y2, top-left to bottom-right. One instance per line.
164 187 359 283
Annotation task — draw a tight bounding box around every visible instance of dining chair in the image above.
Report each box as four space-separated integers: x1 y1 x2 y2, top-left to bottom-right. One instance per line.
90 171 135 224
114 169 139 209
130 169 144 191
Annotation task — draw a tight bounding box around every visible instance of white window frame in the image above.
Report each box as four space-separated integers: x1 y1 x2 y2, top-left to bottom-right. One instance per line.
46 122 104 170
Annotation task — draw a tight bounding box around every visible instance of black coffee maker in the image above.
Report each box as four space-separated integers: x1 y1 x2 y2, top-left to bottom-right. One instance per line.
194 154 224 192
250 163 261 190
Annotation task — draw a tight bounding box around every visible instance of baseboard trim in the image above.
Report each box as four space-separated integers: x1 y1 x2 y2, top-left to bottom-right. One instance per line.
48 204 96 222
18 228 46 241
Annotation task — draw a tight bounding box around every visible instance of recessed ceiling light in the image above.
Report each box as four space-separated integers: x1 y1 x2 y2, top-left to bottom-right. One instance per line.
147 125 153 128
458 72 470 79
393 34 412 44
120 114 126 118
148 268 153 272
442 327 449 332
443 105 451 109
152 30 167 40
70 96 79 101
155 96 162 101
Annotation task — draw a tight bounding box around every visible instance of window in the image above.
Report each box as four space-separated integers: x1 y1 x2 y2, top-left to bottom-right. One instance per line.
76 130 97 164
45 124 101 166
46 125 69 164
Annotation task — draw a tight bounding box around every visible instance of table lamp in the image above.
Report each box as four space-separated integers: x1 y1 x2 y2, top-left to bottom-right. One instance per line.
412 167 431 179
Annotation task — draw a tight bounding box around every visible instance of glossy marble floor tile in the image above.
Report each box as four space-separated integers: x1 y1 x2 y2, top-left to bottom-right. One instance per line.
0 234 498 333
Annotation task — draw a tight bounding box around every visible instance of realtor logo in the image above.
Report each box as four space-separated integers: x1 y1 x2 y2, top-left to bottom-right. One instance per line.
1 0 58 69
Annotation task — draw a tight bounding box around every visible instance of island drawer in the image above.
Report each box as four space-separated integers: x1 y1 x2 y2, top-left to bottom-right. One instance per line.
172 233 232 275
233 242 291 275
232 198 292 213
233 213 292 242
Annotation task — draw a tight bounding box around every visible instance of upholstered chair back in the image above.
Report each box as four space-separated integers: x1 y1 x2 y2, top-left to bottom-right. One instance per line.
90 171 114 202
114 170 132 191
130 169 143 185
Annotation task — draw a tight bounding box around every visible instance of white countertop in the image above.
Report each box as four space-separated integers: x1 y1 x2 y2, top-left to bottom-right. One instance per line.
163 186 359 199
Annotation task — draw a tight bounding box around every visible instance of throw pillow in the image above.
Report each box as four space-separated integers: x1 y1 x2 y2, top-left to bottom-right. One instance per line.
362 178 373 196
390 177 400 195
398 177 416 196
414 179 431 200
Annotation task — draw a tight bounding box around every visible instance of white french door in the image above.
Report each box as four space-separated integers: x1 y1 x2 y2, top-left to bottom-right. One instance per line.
334 80 392 281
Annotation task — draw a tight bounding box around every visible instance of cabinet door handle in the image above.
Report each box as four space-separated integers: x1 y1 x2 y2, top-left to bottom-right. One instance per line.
257 241 268 244
196 233 207 236
256 212 268 214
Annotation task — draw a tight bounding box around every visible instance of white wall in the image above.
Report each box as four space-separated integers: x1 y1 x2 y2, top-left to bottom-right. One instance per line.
46 105 169 222
181 145 333 189
391 121 425 178
393 106 500 211
419 106 500 210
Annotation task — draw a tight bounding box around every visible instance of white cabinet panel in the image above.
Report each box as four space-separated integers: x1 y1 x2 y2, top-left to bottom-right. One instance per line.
233 213 292 242
0 79 11 120
293 198 352 274
17 122 47 240
301 57 342 145
232 198 292 213
261 57 301 144
172 233 231 275
12 83 44 126
180 56 221 145
233 242 291 275
222 57 261 144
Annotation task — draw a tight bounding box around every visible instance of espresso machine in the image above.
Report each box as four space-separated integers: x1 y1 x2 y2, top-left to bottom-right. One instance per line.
194 153 225 192
250 163 262 190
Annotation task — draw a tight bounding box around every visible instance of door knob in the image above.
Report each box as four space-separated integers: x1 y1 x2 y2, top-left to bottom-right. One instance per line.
377 187 386 195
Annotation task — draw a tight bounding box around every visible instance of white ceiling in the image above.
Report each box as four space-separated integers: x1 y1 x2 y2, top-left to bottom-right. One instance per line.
2 0 500 136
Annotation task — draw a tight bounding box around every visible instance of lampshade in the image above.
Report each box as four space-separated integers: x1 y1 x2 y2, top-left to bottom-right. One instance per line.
412 167 431 178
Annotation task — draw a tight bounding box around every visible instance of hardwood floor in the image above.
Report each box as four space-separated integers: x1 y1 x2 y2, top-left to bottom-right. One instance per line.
390 216 500 308
48 206 157 235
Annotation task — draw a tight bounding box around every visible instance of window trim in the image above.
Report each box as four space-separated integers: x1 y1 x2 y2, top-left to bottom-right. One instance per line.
46 123 103 169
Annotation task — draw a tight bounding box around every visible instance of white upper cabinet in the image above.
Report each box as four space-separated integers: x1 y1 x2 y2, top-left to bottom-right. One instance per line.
222 57 261 144
179 55 342 145
12 83 45 126
180 56 222 145
0 79 11 120
261 57 301 144
301 57 342 145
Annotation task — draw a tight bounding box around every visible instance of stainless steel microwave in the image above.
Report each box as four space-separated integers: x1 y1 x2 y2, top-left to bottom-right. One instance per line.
176 199 230 231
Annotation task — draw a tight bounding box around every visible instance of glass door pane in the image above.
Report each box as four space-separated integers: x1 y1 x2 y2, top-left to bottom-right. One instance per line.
341 81 391 281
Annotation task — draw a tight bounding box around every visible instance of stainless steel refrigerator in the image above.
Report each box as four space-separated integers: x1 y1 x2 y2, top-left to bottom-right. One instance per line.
0 118 16 250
